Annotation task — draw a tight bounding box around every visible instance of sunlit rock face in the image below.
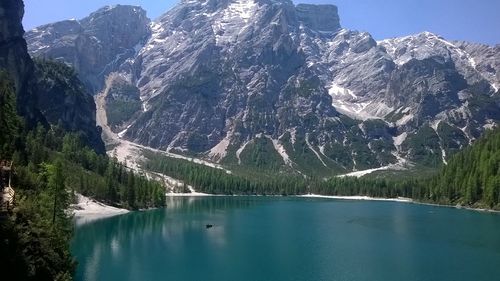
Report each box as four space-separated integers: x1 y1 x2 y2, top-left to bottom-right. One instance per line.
25 5 151 92
26 0 500 173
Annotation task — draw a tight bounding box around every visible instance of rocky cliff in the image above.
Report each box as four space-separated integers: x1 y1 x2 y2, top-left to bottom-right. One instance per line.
26 5 151 93
0 0 105 153
25 0 500 175
0 0 42 123
33 59 105 151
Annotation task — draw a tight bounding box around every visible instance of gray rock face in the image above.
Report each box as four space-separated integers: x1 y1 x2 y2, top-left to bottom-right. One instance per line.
0 0 41 123
1 0 105 153
25 5 151 92
123 0 360 173
26 0 500 174
453 41 500 93
296 4 340 32
33 59 105 153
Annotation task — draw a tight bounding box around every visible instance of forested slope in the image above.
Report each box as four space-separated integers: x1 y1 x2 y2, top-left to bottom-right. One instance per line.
424 128 500 208
144 127 500 210
0 70 165 280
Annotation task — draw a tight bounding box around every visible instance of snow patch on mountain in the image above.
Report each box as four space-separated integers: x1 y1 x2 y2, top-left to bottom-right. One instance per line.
213 0 259 46
431 33 477 69
327 82 393 120
227 0 258 21
328 83 370 120
379 31 480 71
144 22 166 53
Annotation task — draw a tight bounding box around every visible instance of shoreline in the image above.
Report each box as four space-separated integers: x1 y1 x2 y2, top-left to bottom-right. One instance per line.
298 194 413 203
71 194 129 225
165 191 500 214
71 192 498 226
408 200 500 214
298 193 500 214
165 192 212 197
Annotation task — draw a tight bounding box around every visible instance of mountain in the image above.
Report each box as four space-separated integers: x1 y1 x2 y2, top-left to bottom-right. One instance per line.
1 0 104 152
25 5 151 93
25 0 500 176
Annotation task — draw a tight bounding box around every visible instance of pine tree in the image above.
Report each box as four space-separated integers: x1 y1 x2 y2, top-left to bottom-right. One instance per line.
127 171 136 208
42 159 68 225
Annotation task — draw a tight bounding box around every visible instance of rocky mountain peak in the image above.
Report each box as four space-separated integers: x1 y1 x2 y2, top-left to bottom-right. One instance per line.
25 4 151 92
25 1 500 175
296 3 340 32
80 4 148 35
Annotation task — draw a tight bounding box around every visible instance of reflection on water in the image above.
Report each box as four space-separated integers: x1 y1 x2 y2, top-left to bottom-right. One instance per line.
72 197 261 281
75 197 258 239
72 197 500 281
165 196 258 213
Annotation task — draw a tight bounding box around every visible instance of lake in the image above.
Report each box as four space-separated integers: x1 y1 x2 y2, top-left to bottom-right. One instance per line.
72 196 500 281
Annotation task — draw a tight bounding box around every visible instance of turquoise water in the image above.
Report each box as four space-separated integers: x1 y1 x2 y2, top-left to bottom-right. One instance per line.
72 197 500 281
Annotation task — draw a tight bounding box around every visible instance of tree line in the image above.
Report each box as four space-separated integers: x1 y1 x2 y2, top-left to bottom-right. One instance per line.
17 125 166 210
423 128 500 209
144 128 500 210
0 72 165 280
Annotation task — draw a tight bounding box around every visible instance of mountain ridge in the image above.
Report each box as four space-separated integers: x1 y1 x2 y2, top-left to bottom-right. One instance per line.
25 4 151 93
25 0 500 176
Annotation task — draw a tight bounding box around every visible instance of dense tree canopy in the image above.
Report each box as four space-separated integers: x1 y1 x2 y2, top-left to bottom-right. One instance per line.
424 128 500 208
0 73 165 280
145 128 500 210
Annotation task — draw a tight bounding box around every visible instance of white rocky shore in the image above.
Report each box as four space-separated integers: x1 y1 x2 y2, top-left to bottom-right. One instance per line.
166 191 211 196
71 194 129 225
299 194 413 202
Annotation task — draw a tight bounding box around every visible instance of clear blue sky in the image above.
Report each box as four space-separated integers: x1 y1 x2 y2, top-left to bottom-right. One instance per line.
23 0 500 45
